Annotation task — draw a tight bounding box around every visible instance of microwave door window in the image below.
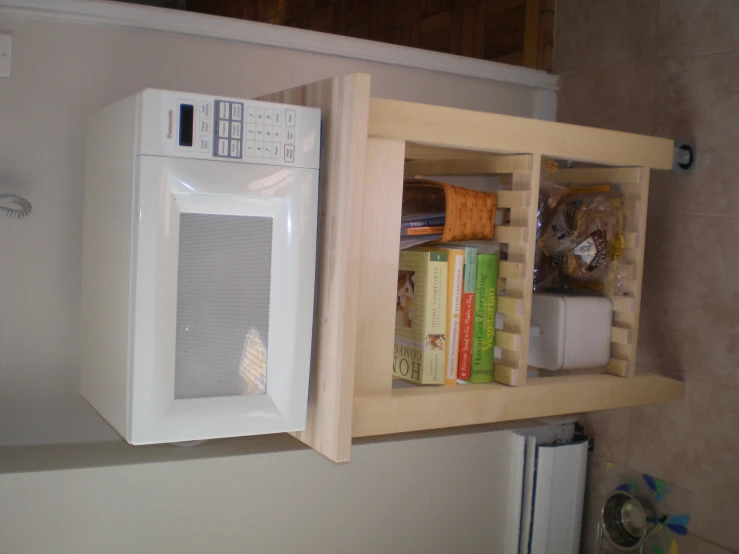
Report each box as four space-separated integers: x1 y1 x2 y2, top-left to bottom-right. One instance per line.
174 212 272 399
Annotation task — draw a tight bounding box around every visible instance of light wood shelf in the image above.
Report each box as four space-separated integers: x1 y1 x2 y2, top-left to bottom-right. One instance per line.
353 374 685 438
262 73 684 463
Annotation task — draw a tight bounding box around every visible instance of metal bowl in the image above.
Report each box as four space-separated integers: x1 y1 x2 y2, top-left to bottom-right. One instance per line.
601 491 656 552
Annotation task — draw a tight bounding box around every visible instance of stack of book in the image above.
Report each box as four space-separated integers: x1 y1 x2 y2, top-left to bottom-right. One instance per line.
393 244 500 385
400 212 445 249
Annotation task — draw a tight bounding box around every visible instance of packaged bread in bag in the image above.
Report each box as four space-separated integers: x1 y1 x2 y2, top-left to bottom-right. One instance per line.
536 185 624 295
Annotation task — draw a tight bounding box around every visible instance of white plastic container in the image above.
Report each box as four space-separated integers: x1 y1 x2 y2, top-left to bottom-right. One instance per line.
528 293 612 370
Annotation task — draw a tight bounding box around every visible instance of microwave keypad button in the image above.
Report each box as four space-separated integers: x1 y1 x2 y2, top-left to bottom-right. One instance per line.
218 138 229 157
273 128 282 141
255 142 263 157
230 139 241 158
198 137 210 153
272 142 281 158
256 108 264 123
246 123 256 139
231 103 243 121
198 101 211 118
263 142 273 159
274 110 282 126
265 109 273 124
199 119 210 134
218 101 230 120
247 107 256 123
286 109 296 127
285 128 295 143
264 126 273 140
218 120 230 138
246 141 255 157
284 144 295 163
231 121 242 139
255 125 264 140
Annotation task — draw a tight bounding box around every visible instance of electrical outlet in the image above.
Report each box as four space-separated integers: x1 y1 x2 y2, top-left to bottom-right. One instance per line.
0 34 11 77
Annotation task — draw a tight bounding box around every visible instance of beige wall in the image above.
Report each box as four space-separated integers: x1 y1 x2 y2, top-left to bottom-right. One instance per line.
0 11 540 446
0 431 519 553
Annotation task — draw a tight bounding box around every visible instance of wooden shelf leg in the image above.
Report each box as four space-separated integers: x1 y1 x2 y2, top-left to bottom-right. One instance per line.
354 138 406 396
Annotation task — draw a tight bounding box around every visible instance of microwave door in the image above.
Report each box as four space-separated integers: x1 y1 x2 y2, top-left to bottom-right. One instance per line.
130 156 318 444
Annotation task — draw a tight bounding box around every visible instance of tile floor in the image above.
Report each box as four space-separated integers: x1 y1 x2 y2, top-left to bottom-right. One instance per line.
555 1 739 552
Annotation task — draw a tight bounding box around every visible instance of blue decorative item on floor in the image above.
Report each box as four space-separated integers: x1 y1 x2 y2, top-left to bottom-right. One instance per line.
639 473 689 554
597 465 692 554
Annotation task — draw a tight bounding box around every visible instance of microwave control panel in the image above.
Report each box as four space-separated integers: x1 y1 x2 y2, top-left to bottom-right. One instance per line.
143 89 321 170
200 100 297 163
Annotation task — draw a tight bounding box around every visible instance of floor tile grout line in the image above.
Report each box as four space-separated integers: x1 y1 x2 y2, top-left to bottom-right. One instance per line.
624 405 633 469
674 213 739 219
631 362 739 393
652 0 661 80
648 212 739 220
650 0 659 137
649 60 656 136
683 373 739 392
555 59 655 77
632 369 739 393
690 533 739 554
555 45 739 78
654 45 739 64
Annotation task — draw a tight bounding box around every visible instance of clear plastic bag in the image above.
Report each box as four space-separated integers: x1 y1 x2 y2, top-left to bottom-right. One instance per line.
533 181 568 291
534 183 625 295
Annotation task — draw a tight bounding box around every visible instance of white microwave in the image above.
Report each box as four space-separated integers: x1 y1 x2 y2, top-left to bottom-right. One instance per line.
80 89 320 444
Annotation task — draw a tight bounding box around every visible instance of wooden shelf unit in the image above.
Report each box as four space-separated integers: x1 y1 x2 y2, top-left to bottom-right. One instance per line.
260 73 685 463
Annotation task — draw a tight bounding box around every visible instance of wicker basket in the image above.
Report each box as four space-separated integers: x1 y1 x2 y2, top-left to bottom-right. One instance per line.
403 179 497 242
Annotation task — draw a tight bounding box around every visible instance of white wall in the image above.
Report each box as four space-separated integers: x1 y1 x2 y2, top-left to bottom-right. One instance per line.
0 10 545 446
0 430 520 553
0 10 541 552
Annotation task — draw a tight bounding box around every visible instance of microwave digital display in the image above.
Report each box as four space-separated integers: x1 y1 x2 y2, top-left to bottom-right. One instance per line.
178 104 194 147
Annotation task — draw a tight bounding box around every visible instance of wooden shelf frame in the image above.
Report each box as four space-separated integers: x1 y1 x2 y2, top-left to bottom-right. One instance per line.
352 98 680 443
260 75 684 462
353 373 685 437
